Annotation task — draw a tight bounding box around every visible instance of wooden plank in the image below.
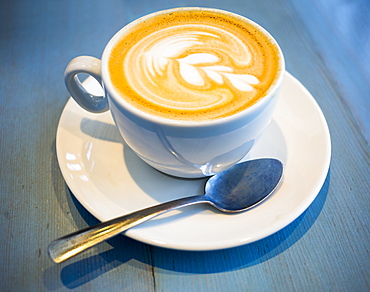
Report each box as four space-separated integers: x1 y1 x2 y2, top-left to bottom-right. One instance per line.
289 0 370 144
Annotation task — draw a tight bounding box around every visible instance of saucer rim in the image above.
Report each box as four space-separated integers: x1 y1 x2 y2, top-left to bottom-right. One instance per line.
56 72 331 251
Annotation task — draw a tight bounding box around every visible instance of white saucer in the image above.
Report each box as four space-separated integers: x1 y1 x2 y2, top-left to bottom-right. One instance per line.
56 72 331 251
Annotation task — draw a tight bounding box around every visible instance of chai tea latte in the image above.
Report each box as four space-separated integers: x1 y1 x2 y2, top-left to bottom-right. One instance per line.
108 9 281 121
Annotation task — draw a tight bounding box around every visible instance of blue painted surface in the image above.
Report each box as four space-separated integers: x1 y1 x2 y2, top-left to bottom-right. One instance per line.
0 1 369 291
289 0 370 144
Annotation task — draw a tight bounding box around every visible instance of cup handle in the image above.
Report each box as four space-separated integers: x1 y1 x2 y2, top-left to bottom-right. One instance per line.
64 56 109 113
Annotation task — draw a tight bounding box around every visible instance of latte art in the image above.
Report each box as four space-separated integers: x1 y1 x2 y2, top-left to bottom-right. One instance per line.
109 9 281 121
142 27 259 91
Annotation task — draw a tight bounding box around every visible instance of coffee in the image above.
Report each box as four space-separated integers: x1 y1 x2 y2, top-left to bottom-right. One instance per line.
108 8 281 121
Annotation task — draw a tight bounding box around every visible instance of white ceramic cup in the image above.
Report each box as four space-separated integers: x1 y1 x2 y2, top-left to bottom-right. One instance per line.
64 7 285 178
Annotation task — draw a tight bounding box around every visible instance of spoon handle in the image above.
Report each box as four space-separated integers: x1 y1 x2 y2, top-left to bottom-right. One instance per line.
48 195 208 263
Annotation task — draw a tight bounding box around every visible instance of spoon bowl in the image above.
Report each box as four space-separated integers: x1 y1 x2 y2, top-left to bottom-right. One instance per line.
48 158 283 263
206 158 283 212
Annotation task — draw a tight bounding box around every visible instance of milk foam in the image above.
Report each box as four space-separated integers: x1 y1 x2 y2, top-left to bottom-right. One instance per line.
109 10 280 121
124 25 259 108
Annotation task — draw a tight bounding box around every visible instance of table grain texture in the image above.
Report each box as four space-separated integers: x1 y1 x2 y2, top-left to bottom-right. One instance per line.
1 0 369 291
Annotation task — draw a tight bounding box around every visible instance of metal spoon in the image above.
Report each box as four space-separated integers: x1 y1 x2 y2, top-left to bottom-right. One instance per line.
48 158 283 263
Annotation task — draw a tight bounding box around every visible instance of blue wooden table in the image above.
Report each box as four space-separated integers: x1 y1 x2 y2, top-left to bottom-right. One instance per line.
1 0 369 291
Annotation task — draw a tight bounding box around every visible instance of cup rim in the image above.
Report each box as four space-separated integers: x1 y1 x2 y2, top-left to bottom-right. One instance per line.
101 7 285 128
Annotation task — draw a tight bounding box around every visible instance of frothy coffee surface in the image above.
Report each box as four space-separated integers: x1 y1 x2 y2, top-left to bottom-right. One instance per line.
109 9 281 121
